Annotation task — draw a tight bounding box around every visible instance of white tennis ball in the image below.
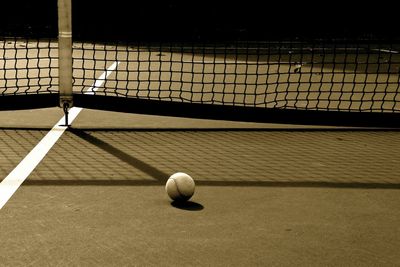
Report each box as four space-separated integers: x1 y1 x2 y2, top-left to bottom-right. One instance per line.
165 172 195 201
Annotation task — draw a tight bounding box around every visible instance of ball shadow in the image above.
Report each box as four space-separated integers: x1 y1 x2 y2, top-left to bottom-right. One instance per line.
171 200 204 211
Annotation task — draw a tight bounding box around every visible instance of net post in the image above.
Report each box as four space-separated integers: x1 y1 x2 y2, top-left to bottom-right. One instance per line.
58 0 73 112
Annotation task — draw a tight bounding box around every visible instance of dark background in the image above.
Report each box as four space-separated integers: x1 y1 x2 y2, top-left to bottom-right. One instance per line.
0 1 398 41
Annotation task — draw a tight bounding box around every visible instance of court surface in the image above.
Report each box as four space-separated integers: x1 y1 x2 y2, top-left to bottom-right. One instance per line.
0 107 399 266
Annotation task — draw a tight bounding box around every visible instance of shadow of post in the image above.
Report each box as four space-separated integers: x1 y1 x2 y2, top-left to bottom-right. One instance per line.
69 128 169 183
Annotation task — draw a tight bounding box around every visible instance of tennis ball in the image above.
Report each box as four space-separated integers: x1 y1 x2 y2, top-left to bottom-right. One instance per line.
165 172 195 202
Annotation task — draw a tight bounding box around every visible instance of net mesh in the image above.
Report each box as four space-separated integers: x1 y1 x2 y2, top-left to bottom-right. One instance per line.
71 41 400 112
0 38 58 96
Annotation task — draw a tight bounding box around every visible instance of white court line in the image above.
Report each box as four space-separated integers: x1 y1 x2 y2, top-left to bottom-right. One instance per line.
371 49 399 54
0 61 119 210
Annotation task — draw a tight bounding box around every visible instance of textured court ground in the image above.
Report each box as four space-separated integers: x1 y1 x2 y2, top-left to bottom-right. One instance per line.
0 109 399 266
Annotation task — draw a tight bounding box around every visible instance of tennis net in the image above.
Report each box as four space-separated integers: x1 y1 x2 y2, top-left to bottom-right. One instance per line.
0 1 399 126
71 40 400 113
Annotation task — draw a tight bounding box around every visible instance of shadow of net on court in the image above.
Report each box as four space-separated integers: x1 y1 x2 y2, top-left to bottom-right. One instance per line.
13 128 400 189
